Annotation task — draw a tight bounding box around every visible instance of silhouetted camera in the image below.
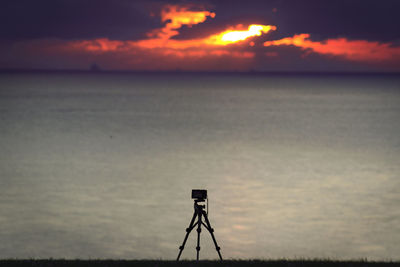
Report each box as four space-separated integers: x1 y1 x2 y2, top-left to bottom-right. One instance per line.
192 189 207 200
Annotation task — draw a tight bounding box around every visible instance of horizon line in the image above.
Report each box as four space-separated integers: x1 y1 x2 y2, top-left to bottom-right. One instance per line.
1 68 400 76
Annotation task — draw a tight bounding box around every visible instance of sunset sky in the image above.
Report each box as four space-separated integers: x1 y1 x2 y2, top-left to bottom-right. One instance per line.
1 0 400 72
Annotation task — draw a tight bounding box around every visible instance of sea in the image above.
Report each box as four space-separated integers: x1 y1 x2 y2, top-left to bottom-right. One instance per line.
0 72 399 260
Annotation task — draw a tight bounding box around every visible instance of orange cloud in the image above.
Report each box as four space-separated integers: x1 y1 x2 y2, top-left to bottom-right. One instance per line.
133 24 276 50
133 5 276 51
156 4 215 40
69 38 126 52
67 4 276 56
264 33 400 62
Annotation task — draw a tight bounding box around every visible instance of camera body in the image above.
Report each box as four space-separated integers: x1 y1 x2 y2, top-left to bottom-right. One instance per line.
192 189 207 201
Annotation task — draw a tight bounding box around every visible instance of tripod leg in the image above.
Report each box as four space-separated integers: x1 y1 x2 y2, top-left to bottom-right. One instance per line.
202 210 223 260
196 211 202 261
177 211 198 261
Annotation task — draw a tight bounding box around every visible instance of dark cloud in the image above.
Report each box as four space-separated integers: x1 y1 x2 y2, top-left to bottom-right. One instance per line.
0 0 160 41
272 0 400 42
1 0 400 42
166 0 400 42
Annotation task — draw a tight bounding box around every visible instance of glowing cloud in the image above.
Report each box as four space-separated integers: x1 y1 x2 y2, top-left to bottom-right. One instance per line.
208 25 277 45
264 33 400 62
65 4 276 60
148 4 215 40
69 38 125 52
135 6 275 50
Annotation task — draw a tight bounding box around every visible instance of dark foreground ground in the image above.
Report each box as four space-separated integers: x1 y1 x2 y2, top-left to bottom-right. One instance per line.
1 260 399 267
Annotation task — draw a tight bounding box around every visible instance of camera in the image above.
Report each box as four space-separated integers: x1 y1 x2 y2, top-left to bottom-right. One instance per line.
192 189 207 200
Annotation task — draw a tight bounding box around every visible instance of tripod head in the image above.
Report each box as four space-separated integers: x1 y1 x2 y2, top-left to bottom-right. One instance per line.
194 199 206 210
192 189 207 211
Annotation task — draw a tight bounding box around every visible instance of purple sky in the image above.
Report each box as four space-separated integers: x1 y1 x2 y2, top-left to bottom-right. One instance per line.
1 0 400 72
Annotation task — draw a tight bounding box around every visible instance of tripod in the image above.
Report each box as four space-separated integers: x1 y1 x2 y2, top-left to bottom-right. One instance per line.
177 199 223 261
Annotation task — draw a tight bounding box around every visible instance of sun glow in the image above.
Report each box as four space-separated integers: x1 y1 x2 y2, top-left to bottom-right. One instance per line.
209 25 277 45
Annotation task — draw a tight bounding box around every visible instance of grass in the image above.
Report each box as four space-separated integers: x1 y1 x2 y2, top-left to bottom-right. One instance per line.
0 260 399 267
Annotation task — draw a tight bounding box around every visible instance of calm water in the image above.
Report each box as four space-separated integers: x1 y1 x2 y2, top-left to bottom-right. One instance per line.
0 72 399 260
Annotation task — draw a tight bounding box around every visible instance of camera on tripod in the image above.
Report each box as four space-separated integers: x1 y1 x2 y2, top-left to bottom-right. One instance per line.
192 189 207 201
177 189 222 261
